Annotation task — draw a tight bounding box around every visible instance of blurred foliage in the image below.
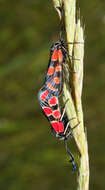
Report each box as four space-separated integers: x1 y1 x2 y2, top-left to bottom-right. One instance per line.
0 0 105 189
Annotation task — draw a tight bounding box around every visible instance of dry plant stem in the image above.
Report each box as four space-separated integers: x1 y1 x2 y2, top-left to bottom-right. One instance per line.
52 0 89 190
63 2 89 189
73 20 89 190
63 0 80 145
63 0 76 54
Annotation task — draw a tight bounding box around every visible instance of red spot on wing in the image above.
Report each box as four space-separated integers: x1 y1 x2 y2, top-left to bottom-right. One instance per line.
48 96 58 106
58 122 64 132
43 107 52 116
53 77 60 84
51 121 64 133
40 90 49 102
58 49 63 62
51 50 58 61
55 65 61 72
51 121 59 132
47 67 54 75
53 110 61 119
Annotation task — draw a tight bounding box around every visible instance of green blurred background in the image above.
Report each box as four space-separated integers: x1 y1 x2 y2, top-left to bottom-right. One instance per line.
0 0 105 189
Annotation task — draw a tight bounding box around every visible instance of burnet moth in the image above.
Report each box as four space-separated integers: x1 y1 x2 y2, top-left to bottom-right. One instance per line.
44 39 69 97
38 86 77 172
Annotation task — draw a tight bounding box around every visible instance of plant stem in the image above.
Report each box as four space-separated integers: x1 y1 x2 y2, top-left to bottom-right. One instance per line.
52 0 89 189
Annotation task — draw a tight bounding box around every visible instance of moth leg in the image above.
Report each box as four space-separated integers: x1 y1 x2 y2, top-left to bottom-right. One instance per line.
60 99 69 121
66 121 80 139
63 118 76 135
66 41 84 45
